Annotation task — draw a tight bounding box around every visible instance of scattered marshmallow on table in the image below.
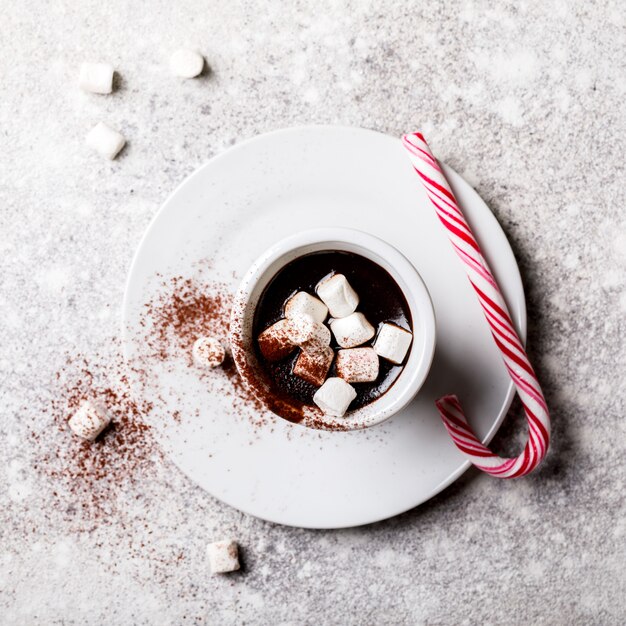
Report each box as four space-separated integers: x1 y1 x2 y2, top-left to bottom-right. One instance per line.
207 539 240 574
373 323 413 365
68 400 111 442
79 62 114 94
86 122 126 160
285 315 331 349
192 336 225 368
284 291 328 324
313 377 357 417
170 49 205 78
258 319 296 361
293 345 334 386
330 312 375 348
335 347 379 383
316 274 359 318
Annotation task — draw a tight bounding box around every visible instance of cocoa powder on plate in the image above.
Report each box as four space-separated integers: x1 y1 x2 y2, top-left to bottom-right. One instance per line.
141 275 270 422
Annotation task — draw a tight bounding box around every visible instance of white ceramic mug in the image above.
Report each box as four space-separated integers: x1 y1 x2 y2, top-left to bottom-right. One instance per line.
230 228 436 430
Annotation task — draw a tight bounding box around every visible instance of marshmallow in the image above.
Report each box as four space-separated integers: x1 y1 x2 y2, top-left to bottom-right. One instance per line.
192 336 225 368
79 62 114 94
258 319 296 361
284 291 328 324
335 347 379 383
170 49 205 78
316 274 359 318
330 312 375 348
285 316 331 349
373 323 413 365
207 539 240 574
313 377 357 418
86 122 126 160
68 400 111 441
293 345 334 386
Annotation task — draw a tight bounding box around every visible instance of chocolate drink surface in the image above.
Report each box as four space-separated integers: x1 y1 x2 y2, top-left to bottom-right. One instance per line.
253 251 413 410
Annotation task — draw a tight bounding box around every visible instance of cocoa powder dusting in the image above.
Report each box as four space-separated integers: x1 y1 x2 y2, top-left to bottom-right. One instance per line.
141 275 271 425
143 276 232 361
35 271 340 532
36 348 158 529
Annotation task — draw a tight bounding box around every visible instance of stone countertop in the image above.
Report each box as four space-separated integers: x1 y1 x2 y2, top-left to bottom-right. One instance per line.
1 1 624 624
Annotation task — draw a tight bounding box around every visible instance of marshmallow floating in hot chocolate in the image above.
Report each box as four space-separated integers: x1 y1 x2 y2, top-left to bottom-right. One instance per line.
68 400 111 442
284 291 328 324
316 274 359 319
313 377 357 418
293 345 334 386
373 323 413 365
330 312 375 348
335 347 379 383
285 315 331 349
257 319 296 361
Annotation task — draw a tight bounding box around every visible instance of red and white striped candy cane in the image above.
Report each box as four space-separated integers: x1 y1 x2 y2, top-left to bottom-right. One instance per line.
402 132 550 478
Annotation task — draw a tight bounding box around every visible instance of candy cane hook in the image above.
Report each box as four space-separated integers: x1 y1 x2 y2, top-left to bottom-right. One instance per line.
402 132 550 478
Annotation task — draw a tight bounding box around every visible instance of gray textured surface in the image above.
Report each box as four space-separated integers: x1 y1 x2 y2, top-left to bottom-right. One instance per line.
1 0 625 624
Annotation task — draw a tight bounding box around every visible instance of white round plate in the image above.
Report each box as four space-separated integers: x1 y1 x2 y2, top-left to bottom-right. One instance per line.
122 126 525 529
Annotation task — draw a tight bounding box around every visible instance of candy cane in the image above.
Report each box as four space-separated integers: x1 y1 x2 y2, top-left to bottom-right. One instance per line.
402 132 550 478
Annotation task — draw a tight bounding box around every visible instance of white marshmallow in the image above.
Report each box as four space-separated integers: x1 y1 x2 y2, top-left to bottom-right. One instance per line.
79 62 114 94
258 319 295 361
316 274 359 318
285 316 331 349
86 122 126 160
313 377 357 418
170 49 205 78
330 312 375 348
192 336 225 368
68 400 111 442
335 347 379 383
373 323 413 365
284 292 328 324
207 539 240 574
293 345 334 386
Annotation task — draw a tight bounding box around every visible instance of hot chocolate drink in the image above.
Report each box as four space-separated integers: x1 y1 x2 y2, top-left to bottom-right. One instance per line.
253 251 413 419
